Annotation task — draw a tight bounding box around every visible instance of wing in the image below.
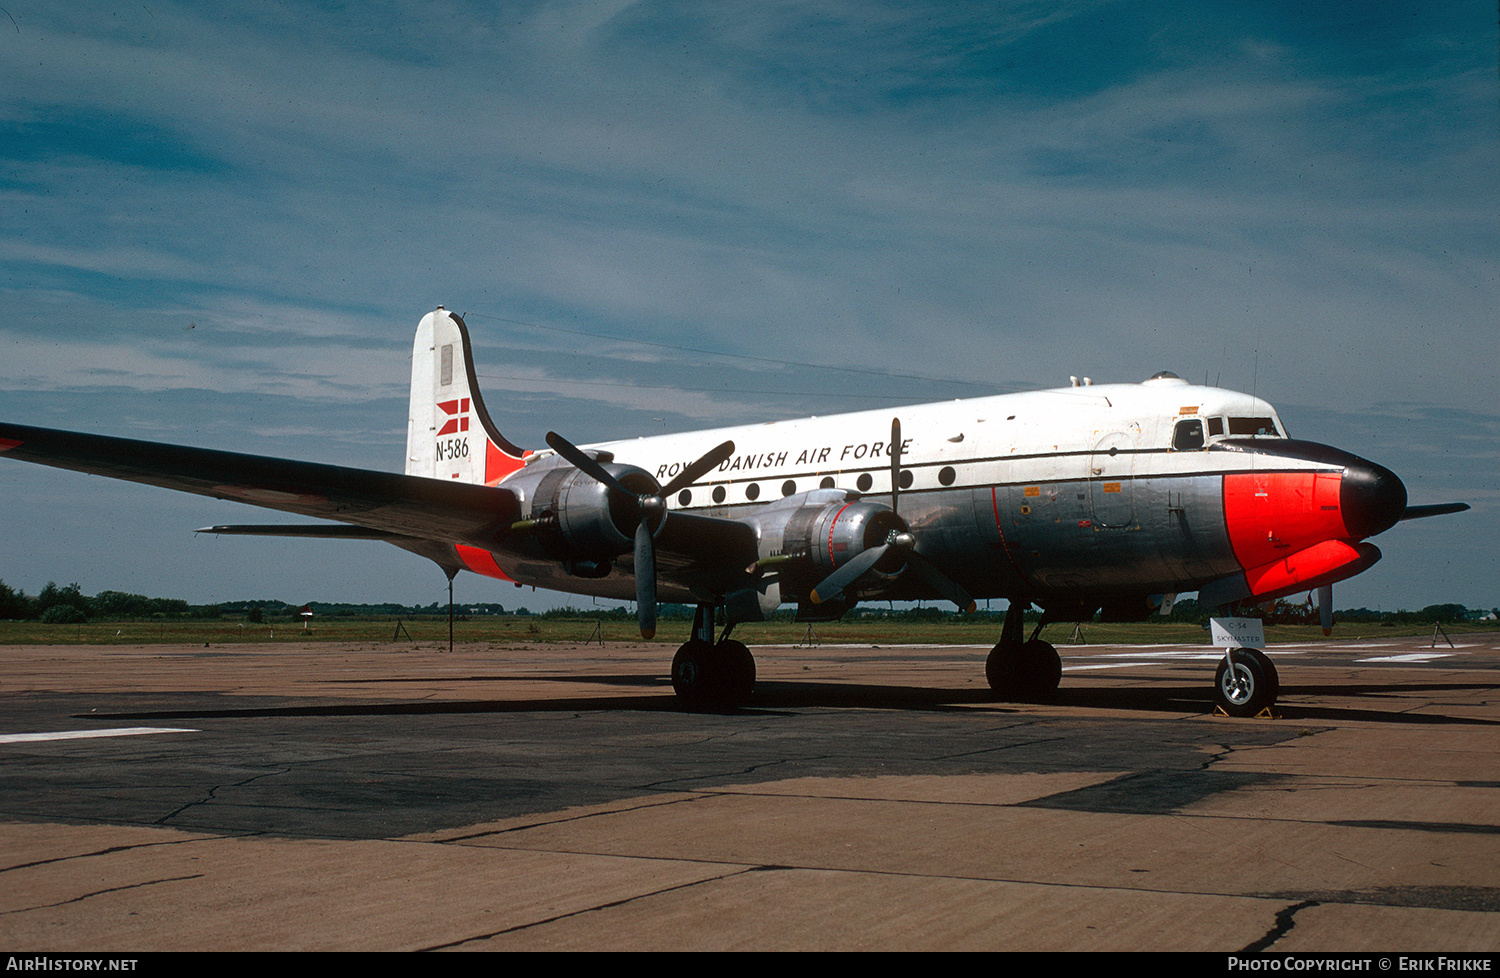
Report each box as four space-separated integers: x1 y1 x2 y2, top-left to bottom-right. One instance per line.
0 422 519 545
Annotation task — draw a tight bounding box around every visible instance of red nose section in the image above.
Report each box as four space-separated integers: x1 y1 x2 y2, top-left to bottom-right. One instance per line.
1221 444 1407 602
1225 471 1346 570
1224 455 1407 574
1241 539 1382 602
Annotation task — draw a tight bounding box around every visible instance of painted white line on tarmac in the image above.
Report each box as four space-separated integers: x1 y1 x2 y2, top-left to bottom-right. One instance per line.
1355 652 1458 664
0 726 198 744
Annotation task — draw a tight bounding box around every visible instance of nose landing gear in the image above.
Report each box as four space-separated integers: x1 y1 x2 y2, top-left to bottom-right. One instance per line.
1214 647 1279 717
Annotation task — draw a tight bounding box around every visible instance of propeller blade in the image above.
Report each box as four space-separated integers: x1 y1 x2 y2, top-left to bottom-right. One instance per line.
1400 502 1470 521
635 519 657 639
545 431 635 499
1318 584 1333 636
660 439 736 497
908 553 977 613
890 417 902 514
809 544 889 604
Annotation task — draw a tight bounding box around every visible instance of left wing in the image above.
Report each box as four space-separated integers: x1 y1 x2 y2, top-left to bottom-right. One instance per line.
0 422 520 545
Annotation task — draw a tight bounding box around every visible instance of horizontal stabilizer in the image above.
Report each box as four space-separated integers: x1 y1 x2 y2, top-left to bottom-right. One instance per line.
198 524 405 539
0 422 519 546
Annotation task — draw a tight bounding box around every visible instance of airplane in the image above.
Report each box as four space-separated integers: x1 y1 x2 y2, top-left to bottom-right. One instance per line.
0 308 1469 716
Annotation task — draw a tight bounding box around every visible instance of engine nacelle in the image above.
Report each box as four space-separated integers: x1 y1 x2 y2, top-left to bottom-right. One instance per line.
797 500 905 580
503 457 660 566
748 492 907 602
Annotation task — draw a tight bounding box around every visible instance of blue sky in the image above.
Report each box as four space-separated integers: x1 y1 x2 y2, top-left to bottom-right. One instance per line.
1 1 1495 612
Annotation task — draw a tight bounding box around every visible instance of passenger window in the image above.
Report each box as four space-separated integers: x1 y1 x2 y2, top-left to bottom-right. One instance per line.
1173 419 1205 450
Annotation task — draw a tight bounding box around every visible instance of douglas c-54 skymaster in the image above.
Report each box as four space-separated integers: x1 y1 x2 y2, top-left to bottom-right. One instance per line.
0 309 1469 715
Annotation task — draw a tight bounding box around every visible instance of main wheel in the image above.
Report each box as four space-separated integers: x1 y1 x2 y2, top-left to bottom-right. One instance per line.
1017 639 1061 699
714 639 756 706
1214 648 1278 717
986 639 1061 701
671 639 717 707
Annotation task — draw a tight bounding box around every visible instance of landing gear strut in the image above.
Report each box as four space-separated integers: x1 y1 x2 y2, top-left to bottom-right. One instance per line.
671 604 756 709
986 601 1061 701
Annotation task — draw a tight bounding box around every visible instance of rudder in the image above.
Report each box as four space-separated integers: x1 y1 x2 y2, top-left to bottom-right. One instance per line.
406 307 529 485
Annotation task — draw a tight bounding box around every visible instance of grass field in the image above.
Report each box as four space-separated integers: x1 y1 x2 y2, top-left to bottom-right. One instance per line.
0 616 1487 648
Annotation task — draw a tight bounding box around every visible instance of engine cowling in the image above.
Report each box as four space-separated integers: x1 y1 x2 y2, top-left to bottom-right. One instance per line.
758 495 908 601
504 458 662 570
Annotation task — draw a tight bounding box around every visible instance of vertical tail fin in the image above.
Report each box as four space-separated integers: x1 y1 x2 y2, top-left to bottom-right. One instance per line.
406 307 529 485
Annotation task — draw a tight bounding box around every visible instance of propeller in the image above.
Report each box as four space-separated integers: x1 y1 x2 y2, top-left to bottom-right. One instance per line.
1317 584 1334 636
1400 502 1470 521
809 417 976 613
545 431 734 639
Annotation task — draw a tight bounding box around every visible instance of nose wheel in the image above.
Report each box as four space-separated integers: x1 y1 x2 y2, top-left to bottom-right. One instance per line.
1214 648 1279 716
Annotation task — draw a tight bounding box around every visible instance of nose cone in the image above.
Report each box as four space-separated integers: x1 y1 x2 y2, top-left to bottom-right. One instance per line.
1341 459 1407 539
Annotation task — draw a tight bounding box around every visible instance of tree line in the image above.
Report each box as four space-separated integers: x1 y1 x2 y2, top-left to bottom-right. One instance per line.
1 580 1492 626
0 581 517 624
0 581 199 624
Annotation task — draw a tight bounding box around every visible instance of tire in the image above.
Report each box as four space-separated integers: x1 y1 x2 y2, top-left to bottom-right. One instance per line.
671 639 756 708
715 639 756 706
986 640 1061 701
985 643 1012 692
1017 639 1062 700
671 639 717 707
1214 648 1278 717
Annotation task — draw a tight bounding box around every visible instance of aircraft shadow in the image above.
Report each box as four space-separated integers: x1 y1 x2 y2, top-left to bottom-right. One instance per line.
81 678 1499 725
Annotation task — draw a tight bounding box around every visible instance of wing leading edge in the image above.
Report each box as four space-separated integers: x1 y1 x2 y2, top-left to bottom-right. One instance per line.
0 422 520 546
1 421 762 592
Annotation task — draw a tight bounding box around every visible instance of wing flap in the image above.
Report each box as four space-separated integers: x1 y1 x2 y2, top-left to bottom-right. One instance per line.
1 423 519 545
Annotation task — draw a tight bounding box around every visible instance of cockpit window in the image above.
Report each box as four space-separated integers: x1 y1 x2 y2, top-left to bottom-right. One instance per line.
1228 417 1280 437
1207 417 1224 437
1172 419 1205 450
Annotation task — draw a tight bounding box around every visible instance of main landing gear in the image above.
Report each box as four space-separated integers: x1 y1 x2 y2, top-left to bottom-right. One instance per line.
1214 647 1279 717
986 602 1062 702
671 604 756 709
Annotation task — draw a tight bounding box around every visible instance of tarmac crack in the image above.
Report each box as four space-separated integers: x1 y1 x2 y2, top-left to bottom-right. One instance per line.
0 874 205 916
415 866 760 950
1242 899 1319 952
936 732 1071 762
0 837 211 875
434 794 701 844
154 767 290 826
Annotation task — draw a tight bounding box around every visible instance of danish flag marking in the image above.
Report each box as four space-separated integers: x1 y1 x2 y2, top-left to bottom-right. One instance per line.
437 398 470 436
